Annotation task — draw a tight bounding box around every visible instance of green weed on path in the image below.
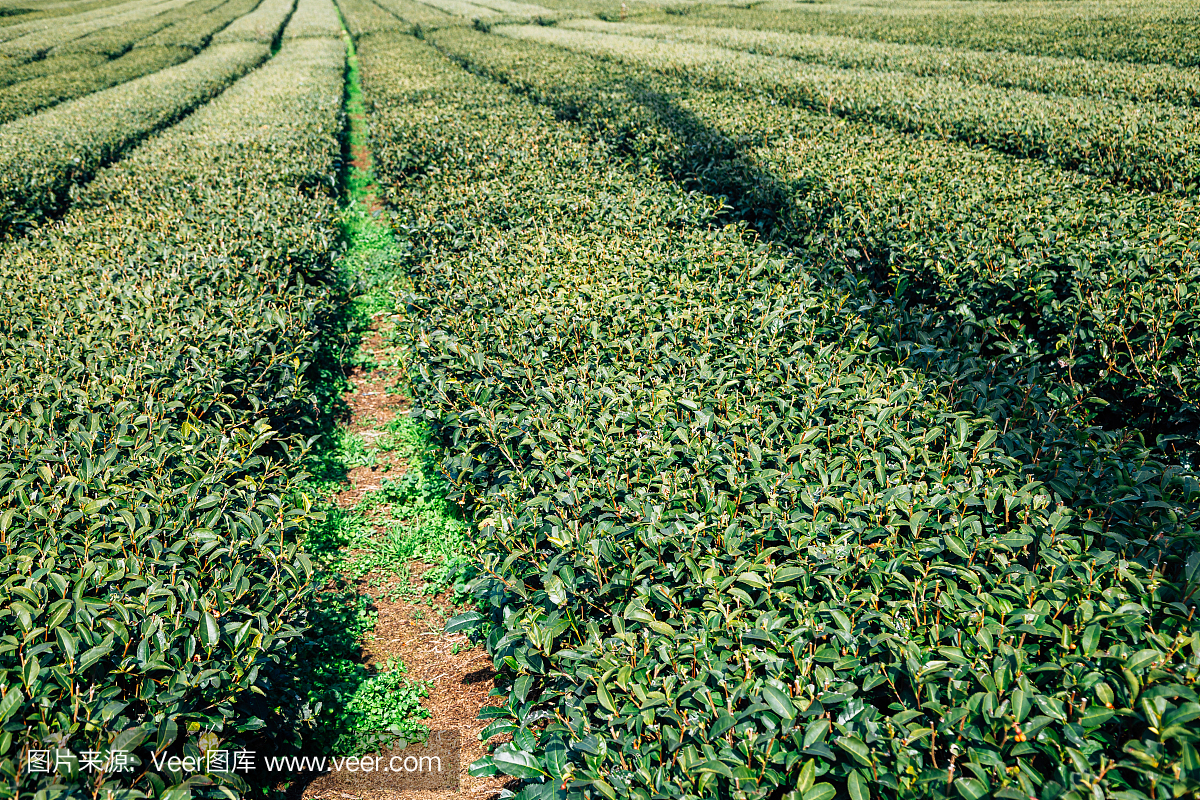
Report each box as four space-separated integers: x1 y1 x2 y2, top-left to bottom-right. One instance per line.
267 11 473 781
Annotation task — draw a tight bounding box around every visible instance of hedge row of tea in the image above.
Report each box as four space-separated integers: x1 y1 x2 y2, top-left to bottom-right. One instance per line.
0 0 196 60
437 28 1200 444
0 0 210 89
336 0 583 37
369 0 461 32
0 0 167 37
559 19 1200 111
361 29 1200 800
211 0 294 43
0 39 271 239
497 24 1200 198
337 0 407 38
0 14 345 796
0 50 105 90
0 46 195 124
280 0 339 38
0 0 268 125
629 1 1200 69
0 0 141 29
49 0 226 55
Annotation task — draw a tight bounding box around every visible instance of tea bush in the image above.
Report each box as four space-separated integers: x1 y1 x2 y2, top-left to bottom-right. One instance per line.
0 0 268 124
337 0 408 38
48 0 224 57
0 0 162 42
0 52 107 89
211 0 296 43
368 0 463 32
0 40 270 237
282 0 342 38
0 10 345 796
417 0 503 20
0 47 193 124
0 0 138 31
497 24 1200 197
434 28 1200 442
629 1 1200 69
358 30 1200 800
559 20 1200 111
0 0 196 60
139 0 266 50
471 0 580 22
457 0 545 17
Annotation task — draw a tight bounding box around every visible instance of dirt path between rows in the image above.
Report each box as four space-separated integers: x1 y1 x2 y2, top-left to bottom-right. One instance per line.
301 319 509 800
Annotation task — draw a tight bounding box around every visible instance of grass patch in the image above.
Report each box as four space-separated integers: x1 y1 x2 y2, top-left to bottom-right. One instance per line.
343 416 473 600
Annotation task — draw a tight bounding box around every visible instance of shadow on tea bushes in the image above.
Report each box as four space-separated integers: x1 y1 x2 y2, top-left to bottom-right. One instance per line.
353 32 1200 800
434 27 1200 447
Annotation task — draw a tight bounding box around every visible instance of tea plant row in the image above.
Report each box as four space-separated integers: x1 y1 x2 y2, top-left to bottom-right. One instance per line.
0 0 205 89
630 1 1200 69
281 0 342 38
369 0 466 32
441 28 1200 443
497 24 1200 198
0 0 196 59
211 0 295 43
0 40 269 238
0 0 175 40
0 1 346 793
337 0 410 38
0 0 146 30
560 19 1200 110
357 28 1200 800
0 0 268 124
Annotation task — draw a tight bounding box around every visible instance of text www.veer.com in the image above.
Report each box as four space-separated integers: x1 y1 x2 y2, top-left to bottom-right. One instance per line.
151 753 444 774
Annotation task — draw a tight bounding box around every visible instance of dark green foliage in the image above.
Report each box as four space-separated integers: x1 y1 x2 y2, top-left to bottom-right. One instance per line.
358 31 1200 800
0 30 347 797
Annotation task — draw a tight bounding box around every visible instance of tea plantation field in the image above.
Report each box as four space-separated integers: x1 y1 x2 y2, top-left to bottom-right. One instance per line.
1 0 1198 799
